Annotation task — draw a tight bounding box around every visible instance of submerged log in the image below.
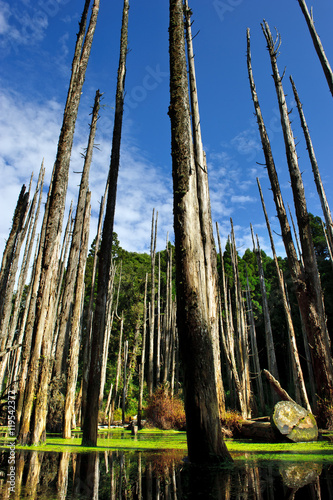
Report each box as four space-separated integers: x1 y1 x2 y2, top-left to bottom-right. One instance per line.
272 401 318 442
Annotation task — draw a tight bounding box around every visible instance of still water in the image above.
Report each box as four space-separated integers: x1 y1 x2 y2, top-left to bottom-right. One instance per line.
1 433 333 499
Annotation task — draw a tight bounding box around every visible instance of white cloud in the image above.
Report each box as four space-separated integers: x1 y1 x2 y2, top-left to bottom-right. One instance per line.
0 88 175 259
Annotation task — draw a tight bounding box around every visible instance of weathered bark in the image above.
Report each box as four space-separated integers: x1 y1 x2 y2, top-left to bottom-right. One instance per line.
63 193 91 438
297 0 333 97
54 90 101 380
257 178 311 411
17 0 100 446
81 179 108 426
121 340 128 424
169 0 231 463
137 274 148 429
245 270 265 414
0 168 44 388
216 223 235 408
248 25 333 412
262 20 333 409
184 0 225 419
109 314 124 425
230 222 251 418
0 184 29 319
148 209 158 396
290 75 333 257
82 0 128 447
156 252 161 385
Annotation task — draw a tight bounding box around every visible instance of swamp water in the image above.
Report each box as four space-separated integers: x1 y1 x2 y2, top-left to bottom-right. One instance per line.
1 429 333 499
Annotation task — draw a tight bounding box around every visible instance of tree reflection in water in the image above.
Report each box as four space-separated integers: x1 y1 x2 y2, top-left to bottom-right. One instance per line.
0 449 331 499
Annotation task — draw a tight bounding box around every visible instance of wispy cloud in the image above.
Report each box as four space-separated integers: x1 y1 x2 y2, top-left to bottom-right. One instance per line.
0 88 174 257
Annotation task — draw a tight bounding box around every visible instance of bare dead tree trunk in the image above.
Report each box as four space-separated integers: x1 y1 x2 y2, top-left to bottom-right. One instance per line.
148 209 158 396
17 0 100 445
81 179 108 427
216 223 235 408
262 21 333 410
137 273 148 429
184 0 225 419
0 185 29 319
0 167 44 388
169 0 231 464
54 90 101 381
248 26 333 414
230 221 251 418
257 178 311 411
63 193 91 438
245 270 265 414
297 0 333 97
251 226 279 384
82 0 128 447
156 252 161 385
121 340 128 424
290 75 333 257
109 313 124 426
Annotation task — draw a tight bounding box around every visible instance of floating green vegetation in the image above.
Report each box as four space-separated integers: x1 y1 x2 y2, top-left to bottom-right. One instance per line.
1 428 333 464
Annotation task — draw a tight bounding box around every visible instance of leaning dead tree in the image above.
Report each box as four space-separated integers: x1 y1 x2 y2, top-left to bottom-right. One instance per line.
290 76 333 258
257 178 311 411
82 0 129 447
169 0 231 464
54 90 102 382
249 22 333 416
17 0 100 445
297 0 333 97
261 21 333 410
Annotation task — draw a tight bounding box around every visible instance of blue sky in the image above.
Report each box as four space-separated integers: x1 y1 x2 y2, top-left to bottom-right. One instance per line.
0 0 332 258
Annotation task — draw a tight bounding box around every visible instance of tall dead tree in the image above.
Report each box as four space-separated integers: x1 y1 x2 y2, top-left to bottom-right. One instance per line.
248 23 333 415
261 21 333 411
257 178 311 410
17 0 100 445
184 0 225 419
138 273 148 429
54 90 102 381
0 167 44 389
0 185 29 318
297 0 333 97
148 209 158 396
250 226 279 385
63 193 91 438
81 178 108 426
82 0 129 446
290 75 333 257
169 0 231 463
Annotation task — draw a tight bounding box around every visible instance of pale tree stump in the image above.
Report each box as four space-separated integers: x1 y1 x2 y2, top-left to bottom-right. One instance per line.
272 401 318 442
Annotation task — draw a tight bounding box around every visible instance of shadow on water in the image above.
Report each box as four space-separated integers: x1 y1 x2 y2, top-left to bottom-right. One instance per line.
1 447 333 499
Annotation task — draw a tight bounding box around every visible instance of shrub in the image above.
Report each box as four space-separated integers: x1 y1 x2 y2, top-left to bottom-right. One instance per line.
145 386 186 430
221 409 243 436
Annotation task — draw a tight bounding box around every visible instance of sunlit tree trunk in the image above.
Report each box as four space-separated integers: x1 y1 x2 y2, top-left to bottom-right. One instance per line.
169 0 231 463
17 0 100 446
257 177 311 411
82 0 128 447
290 75 333 257
184 0 225 418
297 0 333 97
262 21 333 411
63 193 91 438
